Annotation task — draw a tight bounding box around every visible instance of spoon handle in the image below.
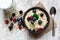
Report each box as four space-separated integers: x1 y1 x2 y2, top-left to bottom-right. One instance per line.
52 16 55 36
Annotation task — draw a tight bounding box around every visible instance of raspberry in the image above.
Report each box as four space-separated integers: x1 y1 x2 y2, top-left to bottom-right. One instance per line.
38 28 43 32
18 25 22 29
5 20 9 24
13 18 17 23
29 16 33 20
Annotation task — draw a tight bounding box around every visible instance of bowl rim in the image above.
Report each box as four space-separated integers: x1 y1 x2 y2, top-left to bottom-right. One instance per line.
23 7 50 33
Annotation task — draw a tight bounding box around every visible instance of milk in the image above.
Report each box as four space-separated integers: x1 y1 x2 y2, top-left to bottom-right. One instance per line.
0 0 12 9
0 0 16 18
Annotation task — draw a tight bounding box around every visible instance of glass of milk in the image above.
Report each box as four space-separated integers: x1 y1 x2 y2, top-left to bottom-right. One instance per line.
0 0 16 18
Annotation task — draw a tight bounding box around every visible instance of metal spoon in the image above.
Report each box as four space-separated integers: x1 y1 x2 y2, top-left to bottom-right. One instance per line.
50 7 56 36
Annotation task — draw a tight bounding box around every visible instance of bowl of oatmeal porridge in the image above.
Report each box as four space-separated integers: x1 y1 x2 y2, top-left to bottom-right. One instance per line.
23 7 50 33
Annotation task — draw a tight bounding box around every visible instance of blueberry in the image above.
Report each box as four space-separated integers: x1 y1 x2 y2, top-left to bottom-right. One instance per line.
38 20 42 25
19 10 23 14
40 13 44 17
8 26 13 31
32 9 36 13
17 18 20 21
12 13 15 17
17 17 22 22
27 17 30 21
18 21 22 26
31 20 34 24
19 17 22 20
32 17 37 21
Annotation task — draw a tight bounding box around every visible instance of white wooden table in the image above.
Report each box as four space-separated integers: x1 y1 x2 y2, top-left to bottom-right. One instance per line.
0 0 60 40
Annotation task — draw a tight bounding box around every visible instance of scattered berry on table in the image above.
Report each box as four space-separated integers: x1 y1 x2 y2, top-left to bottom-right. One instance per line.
18 25 22 29
5 20 9 24
13 18 17 23
10 23 14 26
10 17 13 21
8 26 13 31
17 18 20 22
12 13 16 17
19 10 23 14
18 21 22 26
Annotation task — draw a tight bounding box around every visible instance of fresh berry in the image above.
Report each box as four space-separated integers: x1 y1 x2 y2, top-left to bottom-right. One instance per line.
17 17 22 22
18 25 22 29
32 17 37 22
38 28 43 32
13 18 17 23
32 9 36 13
27 17 30 21
8 26 13 31
17 18 20 21
31 20 34 24
38 20 42 25
10 23 13 26
29 16 33 20
19 17 22 20
12 13 15 17
5 20 9 24
18 21 22 26
10 17 13 21
40 13 44 17
19 10 23 14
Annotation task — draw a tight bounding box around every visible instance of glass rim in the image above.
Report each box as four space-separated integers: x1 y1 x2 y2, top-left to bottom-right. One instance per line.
1 0 14 10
